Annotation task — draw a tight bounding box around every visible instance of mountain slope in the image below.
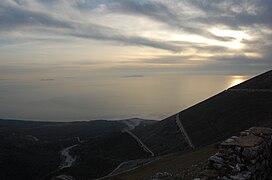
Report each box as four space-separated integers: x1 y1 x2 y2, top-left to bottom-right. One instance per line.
133 115 189 155
181 90 272 147
133 70 272 155
0 119 155 180
0 119 127 142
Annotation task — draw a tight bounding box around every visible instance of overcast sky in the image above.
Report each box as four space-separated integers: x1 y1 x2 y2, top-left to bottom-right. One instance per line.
0 0 271 75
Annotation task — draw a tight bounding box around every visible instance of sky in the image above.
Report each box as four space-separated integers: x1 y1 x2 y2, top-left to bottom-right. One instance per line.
0 0 272 75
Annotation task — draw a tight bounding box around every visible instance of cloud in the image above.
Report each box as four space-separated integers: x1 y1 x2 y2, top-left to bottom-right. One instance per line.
199 54 272 74
0 1 72 30
104 0 213 38
104 0 272 38
106 0 180 26
64 21 181 51
0 0 271 73
188 0 272 27
0 0 181 52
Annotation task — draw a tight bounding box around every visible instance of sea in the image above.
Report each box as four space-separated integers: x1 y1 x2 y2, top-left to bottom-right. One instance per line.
0 69 251 121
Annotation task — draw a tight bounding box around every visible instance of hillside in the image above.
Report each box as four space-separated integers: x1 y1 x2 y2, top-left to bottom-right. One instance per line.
0 119 127 142
132 70 272 155
132 115 189 155
0 119 155 180
106 144 217 180
54 132 151 179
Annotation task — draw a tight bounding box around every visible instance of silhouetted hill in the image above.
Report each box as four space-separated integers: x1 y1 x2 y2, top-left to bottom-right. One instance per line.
231 70 272 89
181 90 272 147
0 119 154 180
133 70 272 155
0 119 126 142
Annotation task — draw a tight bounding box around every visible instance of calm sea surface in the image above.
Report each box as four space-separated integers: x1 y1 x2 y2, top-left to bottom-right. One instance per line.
0 69 251 121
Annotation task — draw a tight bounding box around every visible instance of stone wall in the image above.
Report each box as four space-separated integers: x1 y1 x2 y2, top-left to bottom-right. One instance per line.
199 127 272 180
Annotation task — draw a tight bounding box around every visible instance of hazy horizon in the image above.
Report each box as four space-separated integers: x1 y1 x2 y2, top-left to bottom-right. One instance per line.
0 69 253 121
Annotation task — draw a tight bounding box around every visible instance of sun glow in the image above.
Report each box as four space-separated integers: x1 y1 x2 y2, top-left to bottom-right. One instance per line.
230 76 247 87
210 28 251 41
209 28 251 49
168 33 246 49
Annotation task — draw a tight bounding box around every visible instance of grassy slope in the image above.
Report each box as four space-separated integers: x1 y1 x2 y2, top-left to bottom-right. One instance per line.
108 144 217 180
181 90 272 147
0 120 127 180
133 115 189 155
55 132 151 180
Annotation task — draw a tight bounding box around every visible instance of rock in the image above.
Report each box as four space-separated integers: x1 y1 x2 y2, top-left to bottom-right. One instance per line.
221 176 231 180
208 155 225 164
215 152 224 157
236 156 242 164
238 163 246 170
222 135 263 147
231 136 239 140
247 164 256 173
240 131 250 136
230 171 251 180
242 171 251 178
235 146 242 154
213 163 223 169
225 138 235 143
242 147 258 159
51 175 75 180
228 154 238 163
219 148 233 156
231 164 241 173
152 172 172 179
235 164 241 172
249 159 257 164
196 127 272 180
249 127 272 136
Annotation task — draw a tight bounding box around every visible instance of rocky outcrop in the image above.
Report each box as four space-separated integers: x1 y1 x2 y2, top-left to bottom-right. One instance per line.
199 127 272 179
51 175 76 180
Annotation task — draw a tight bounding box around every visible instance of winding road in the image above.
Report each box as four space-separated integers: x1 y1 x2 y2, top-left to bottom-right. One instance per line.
38 137 81 180
124 130 155 157
175 113 195 149
59 144 78 169
59 137 82 169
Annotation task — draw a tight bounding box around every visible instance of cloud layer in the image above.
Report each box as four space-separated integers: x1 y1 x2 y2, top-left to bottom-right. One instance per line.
0 0 271 74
